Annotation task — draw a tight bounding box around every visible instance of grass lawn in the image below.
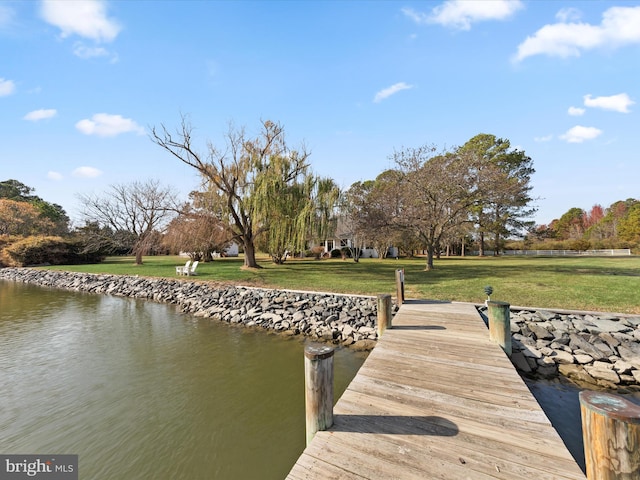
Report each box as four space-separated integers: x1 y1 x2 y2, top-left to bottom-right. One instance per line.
41 254 640 314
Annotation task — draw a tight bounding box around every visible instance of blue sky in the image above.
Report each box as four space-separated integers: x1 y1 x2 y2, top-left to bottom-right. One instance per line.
1 0 639 226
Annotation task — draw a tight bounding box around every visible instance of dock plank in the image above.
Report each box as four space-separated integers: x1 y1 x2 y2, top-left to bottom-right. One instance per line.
287 300 586 479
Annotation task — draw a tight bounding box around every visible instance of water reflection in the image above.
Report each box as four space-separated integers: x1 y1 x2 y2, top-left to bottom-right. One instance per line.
0 280 366 479
526 377 640 473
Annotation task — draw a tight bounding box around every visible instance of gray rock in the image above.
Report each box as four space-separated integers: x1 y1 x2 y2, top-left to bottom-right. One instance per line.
536 365 558 378
593 319 632 334
521 345 543 359
574 354 594 365
613 360 634 375
550 319 571 333
528 323 554 340
569 333 607 360
510 352 532 373
585 366 620 384
550 350 575 364
536 310 558 321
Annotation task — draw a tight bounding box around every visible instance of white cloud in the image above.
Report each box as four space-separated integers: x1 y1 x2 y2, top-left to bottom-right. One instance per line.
568 106 585 116
73 43 109 58
560 125 603 143
48 171 64 181
584 93 634 113
75 113 145 137
24 109 58 121
534 135 553 142
403 0 523 30
40 0 121 42
0 78 16 96
374 82 414 103
514 6 640 62
72 166 103 178
555 8 582 23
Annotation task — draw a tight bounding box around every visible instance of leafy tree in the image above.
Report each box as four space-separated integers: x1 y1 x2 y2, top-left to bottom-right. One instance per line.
77 180 177 265
552 207 586 240
152 117 326 268
456 134 536 255
618 203 640 243
73 221 133 256
0 199 55 235
0 179 34 200
0 179 69 234
253 156 339 264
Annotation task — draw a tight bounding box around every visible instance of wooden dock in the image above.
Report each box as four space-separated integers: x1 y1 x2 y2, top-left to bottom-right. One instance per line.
287 300 586 479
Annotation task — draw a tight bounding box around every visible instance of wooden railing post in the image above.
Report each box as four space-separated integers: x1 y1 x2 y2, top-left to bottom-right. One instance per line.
395 268 405 305
376 294 392 337
304 344 334 446
580 390 640 479
487 300 512 356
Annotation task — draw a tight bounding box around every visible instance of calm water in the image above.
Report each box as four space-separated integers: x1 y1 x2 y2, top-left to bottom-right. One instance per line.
0 280 367 479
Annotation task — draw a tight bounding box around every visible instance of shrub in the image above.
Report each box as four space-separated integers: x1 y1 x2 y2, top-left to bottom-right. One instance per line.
330 248 342 258
308 245 325 260
1 236 104 267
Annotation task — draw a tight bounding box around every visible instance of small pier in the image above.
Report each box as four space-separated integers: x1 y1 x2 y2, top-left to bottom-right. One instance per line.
288 300 585 479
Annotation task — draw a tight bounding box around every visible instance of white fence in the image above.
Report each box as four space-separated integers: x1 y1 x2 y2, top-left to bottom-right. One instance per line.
501 249 631 257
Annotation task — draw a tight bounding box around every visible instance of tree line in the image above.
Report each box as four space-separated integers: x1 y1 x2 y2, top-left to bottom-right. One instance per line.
520 200 640 251
14 117 634 269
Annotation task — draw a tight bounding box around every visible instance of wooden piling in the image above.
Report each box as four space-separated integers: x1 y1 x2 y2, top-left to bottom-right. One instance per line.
487 300 511 356
580 390 640 480
376 294 392 337
304 344 334 446
395 268 405 304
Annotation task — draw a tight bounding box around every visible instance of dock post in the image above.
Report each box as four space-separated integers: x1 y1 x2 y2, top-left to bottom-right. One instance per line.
580 390 640 480
487 300 512 356
304 344 334 446
395 269 405 304
376 294 392 337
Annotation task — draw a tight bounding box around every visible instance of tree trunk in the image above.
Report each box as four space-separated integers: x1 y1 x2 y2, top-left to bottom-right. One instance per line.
479 231 485 256
425 244 434 271
461 236 465 257
243 240 259 268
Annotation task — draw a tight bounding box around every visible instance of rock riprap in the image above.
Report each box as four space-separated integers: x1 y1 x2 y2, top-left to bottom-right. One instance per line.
0 268 380 350
479 306 640 390
4 267 640 389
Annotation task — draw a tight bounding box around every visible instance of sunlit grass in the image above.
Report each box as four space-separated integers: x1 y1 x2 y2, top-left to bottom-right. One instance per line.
41 254 640 314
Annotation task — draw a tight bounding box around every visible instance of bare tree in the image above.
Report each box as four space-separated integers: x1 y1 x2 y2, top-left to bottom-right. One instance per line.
77 179 177 265
393 147 477 271
151 117 312 268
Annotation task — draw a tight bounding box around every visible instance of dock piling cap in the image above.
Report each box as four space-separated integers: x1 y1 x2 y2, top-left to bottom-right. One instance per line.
580 390 640 423
304 343 335 360
487 300 510 307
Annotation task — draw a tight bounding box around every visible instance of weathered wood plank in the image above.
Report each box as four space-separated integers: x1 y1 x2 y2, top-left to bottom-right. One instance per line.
286 301 585 479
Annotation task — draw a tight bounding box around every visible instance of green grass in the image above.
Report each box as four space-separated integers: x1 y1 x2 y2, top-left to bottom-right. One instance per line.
41 254 640 314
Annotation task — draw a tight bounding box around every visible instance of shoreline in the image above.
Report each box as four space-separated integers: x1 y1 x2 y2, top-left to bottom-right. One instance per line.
3 267 640 391
0 268 381 351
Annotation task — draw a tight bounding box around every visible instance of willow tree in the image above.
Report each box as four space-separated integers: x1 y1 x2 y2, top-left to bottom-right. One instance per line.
255 166 339 264
151 117 319 268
